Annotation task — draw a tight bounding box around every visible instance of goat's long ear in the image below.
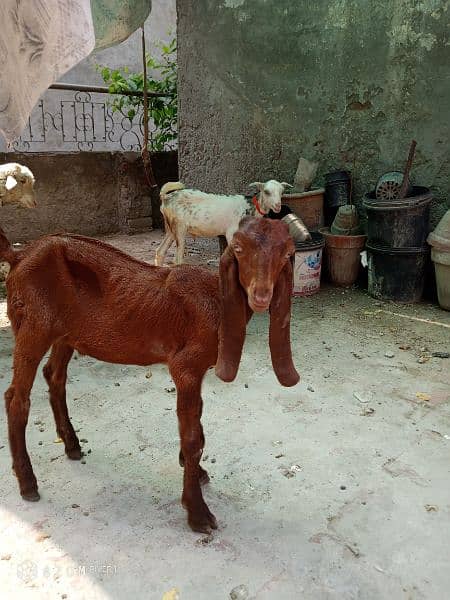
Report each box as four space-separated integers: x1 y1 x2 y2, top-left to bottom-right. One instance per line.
215 247 251 382
280 182 293 189
269 257 300 387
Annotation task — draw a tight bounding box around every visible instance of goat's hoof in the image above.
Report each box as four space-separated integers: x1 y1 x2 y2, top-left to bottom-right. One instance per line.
199 466 210 486
66 447 82 460
188 508 218 534
21 489 40 502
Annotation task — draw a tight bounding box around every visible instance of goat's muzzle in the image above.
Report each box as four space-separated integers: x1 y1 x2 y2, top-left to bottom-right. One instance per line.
247 282 273 313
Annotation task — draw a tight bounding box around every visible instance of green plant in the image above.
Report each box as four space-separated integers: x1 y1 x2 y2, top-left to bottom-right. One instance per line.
98 37 177 151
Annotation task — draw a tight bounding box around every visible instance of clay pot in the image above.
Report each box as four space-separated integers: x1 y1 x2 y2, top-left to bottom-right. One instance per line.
427 209 450 252
427 210 450 310
282 188 324 231
320 227 366 287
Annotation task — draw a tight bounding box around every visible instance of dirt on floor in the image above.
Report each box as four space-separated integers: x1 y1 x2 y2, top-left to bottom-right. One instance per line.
0 231 449 600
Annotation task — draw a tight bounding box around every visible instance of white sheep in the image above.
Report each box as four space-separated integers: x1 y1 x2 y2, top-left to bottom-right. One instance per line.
155 179 292 265
0 163 36 208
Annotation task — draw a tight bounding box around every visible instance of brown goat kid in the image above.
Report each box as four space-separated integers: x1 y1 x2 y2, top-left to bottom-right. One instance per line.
1 217 299 533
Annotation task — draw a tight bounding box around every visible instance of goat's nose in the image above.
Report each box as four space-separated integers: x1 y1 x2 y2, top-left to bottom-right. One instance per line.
253 290 272 305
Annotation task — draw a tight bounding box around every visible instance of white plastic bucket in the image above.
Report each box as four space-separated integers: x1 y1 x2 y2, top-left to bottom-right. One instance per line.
293 233 325 296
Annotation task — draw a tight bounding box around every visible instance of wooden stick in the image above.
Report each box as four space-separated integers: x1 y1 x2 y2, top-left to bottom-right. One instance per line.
141 27 162 227
398 140 417 199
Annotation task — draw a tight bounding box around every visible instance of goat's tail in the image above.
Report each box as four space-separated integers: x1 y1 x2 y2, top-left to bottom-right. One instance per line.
160 181 185 203
0 227 18 265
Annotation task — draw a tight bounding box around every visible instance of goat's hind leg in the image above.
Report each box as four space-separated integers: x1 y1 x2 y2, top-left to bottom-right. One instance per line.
43 342 81 460
174 226 187 265
155 232 174 266
5 333 50 501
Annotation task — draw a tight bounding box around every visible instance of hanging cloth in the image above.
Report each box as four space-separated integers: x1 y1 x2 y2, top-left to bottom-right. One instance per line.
0 0 151 143
92 0 152 50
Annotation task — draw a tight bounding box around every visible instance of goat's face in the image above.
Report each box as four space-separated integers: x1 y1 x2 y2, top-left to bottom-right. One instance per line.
231 217 295 313
216 216 299 387
248 180 293 214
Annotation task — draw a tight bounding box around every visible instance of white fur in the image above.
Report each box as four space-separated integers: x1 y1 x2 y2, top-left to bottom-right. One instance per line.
0 163 36 208
0 163 36 282
155 179 291 266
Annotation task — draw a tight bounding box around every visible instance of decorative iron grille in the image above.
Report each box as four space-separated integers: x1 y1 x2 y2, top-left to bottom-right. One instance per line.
7 84 176 153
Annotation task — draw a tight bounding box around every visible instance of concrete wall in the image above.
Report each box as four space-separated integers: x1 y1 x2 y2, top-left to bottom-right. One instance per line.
0 151 177 242
177 0 450 227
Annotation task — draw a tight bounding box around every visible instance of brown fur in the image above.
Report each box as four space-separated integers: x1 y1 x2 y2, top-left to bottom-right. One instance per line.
1 217 299 533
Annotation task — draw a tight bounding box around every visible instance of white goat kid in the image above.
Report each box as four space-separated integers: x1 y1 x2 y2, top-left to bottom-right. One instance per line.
0 163 36 208
155 180 292 266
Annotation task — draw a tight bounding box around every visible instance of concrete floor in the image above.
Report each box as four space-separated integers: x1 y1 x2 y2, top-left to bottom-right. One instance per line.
0 232 449 600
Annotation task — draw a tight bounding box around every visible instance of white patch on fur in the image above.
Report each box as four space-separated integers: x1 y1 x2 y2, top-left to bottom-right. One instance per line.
5 176 17 191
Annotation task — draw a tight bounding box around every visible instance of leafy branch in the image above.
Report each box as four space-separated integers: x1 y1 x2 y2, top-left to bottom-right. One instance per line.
97 37 177 152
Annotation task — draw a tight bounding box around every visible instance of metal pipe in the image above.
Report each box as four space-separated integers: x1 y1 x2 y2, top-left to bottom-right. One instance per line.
49 82 172 98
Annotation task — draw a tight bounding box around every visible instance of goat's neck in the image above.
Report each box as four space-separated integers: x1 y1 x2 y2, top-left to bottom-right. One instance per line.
245 192 266 217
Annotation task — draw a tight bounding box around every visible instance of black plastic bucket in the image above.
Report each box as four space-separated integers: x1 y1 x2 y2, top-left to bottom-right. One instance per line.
294 230 324 252
324 170 351 226
367 243 429 303
363 186 432 248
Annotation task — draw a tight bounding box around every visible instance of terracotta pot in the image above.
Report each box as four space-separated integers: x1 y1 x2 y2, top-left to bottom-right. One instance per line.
427 209 450 252
282 188 324 231
430 249 450 310
320 227 366 287
427 210 450 310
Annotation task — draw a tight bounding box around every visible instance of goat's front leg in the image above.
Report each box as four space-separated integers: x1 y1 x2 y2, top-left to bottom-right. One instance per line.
218 235 228 256
155 232 174 266
5 336 50 501
171 366 217 533
43 342 81 460
179 396 210 485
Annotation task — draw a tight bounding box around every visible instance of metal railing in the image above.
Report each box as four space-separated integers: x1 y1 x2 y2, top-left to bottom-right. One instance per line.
8 83 176 153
